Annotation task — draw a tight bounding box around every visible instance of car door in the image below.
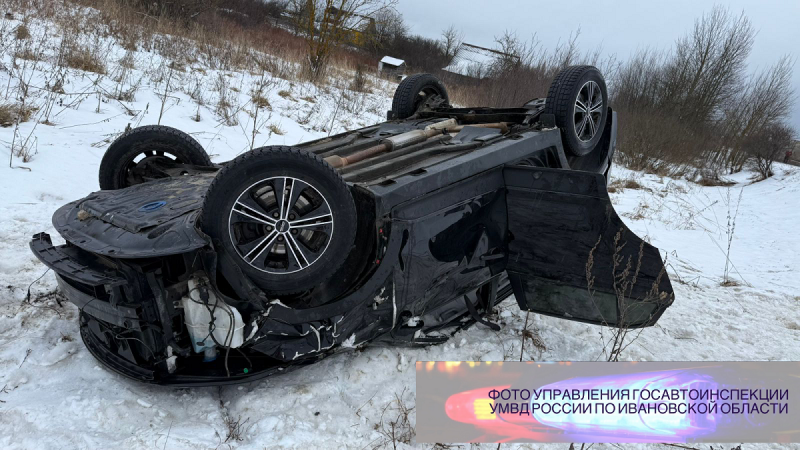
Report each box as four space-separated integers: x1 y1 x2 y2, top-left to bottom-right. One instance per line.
503 166 673 328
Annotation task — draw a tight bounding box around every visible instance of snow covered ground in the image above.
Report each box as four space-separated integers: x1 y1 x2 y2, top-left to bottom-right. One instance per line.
1 6 799 450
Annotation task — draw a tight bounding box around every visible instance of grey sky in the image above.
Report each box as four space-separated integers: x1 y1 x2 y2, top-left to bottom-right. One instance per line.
396 0 800 131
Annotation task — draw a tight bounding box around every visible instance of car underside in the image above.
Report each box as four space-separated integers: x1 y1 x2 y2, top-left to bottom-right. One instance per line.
29 67 674 385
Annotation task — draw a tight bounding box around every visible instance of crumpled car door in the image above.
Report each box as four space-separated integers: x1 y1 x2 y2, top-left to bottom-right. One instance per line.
503 166 673 328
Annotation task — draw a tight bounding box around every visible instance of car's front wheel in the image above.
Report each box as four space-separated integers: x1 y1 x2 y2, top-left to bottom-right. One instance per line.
201 146 357 296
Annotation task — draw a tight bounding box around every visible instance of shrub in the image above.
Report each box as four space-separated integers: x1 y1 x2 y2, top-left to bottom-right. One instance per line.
251 94 271 109
0 102 36 127
64 45 106 74
14 24 31 40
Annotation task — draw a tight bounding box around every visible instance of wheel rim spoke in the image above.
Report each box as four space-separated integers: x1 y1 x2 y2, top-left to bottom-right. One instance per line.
248 233 280 267
285 233 312 270
290 206 332 225
272 177 288 221
232 201 277 226
577 116 589 138
228 176 335 275
290 220 333 229
242 231 279 261
574 80 602 142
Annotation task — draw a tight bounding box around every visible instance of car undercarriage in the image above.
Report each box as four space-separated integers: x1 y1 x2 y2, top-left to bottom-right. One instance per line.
29 67 674 385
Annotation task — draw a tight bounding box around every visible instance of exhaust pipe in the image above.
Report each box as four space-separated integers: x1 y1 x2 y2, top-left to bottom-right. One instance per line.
324 122 509 168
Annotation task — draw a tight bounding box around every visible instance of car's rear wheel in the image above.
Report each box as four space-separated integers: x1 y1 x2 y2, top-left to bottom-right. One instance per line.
544 65 608 157
391 73 449 119
99 125 212 190
201 146 357 296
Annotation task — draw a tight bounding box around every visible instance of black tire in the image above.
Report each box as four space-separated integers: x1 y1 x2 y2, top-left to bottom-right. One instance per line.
201 146 357 296
391 73 449 119
544 66 608 157
99 125 212 190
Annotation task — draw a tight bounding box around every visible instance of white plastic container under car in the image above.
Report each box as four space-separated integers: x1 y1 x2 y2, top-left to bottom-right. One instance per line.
181 278 245 361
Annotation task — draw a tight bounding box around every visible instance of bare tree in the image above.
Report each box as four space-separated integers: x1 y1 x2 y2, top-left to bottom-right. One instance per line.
661 6 754 124
289 0 394 81
492 31 524 75
368 8 405 53
608 6 797 179
440 25 462 64
721 55 796 172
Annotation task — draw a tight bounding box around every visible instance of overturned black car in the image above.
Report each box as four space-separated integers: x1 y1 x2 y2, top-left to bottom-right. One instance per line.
30 66 673 385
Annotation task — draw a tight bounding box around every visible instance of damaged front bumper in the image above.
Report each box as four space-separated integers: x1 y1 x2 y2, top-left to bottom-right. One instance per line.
29 234 317 385
29 232 402 386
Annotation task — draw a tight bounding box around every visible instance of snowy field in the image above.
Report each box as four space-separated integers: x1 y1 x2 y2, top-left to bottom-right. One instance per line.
1 7 800 450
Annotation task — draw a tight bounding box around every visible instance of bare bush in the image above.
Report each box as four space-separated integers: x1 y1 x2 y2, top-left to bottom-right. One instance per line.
721 188 743 286
247 68 276 149
586 230 671 361
349 64 368 92
613 6 795 178
661 7 754 125
64 44 106 74
0 102 35 127
375 389 415 449
719 56 795 173
744 123 795 180
222 414 251 443
214 73 239 126
14 23 30 40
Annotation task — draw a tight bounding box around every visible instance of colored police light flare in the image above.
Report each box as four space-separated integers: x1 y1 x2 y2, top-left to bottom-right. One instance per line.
445 386 508 425
531 369 719 440
444 385 554 441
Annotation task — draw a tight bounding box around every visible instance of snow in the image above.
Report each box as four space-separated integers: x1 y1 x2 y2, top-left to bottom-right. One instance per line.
1 6 799 450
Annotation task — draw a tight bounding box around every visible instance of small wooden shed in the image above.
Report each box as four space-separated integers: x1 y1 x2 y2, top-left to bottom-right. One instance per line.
378 56 406 80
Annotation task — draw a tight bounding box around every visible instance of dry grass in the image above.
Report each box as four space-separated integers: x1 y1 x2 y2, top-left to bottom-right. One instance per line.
14 23 30 40
586 229 672 361
608 177 644 192
697 175 736 187
251 94 271 109
375 389 415 449
277 89 292 99
621 178 643 189
222 415 250 443
267 123 285 135
64 45 106 74
13 47 39 61
349 65 369 93
0 102 36 127
63 0 372 83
